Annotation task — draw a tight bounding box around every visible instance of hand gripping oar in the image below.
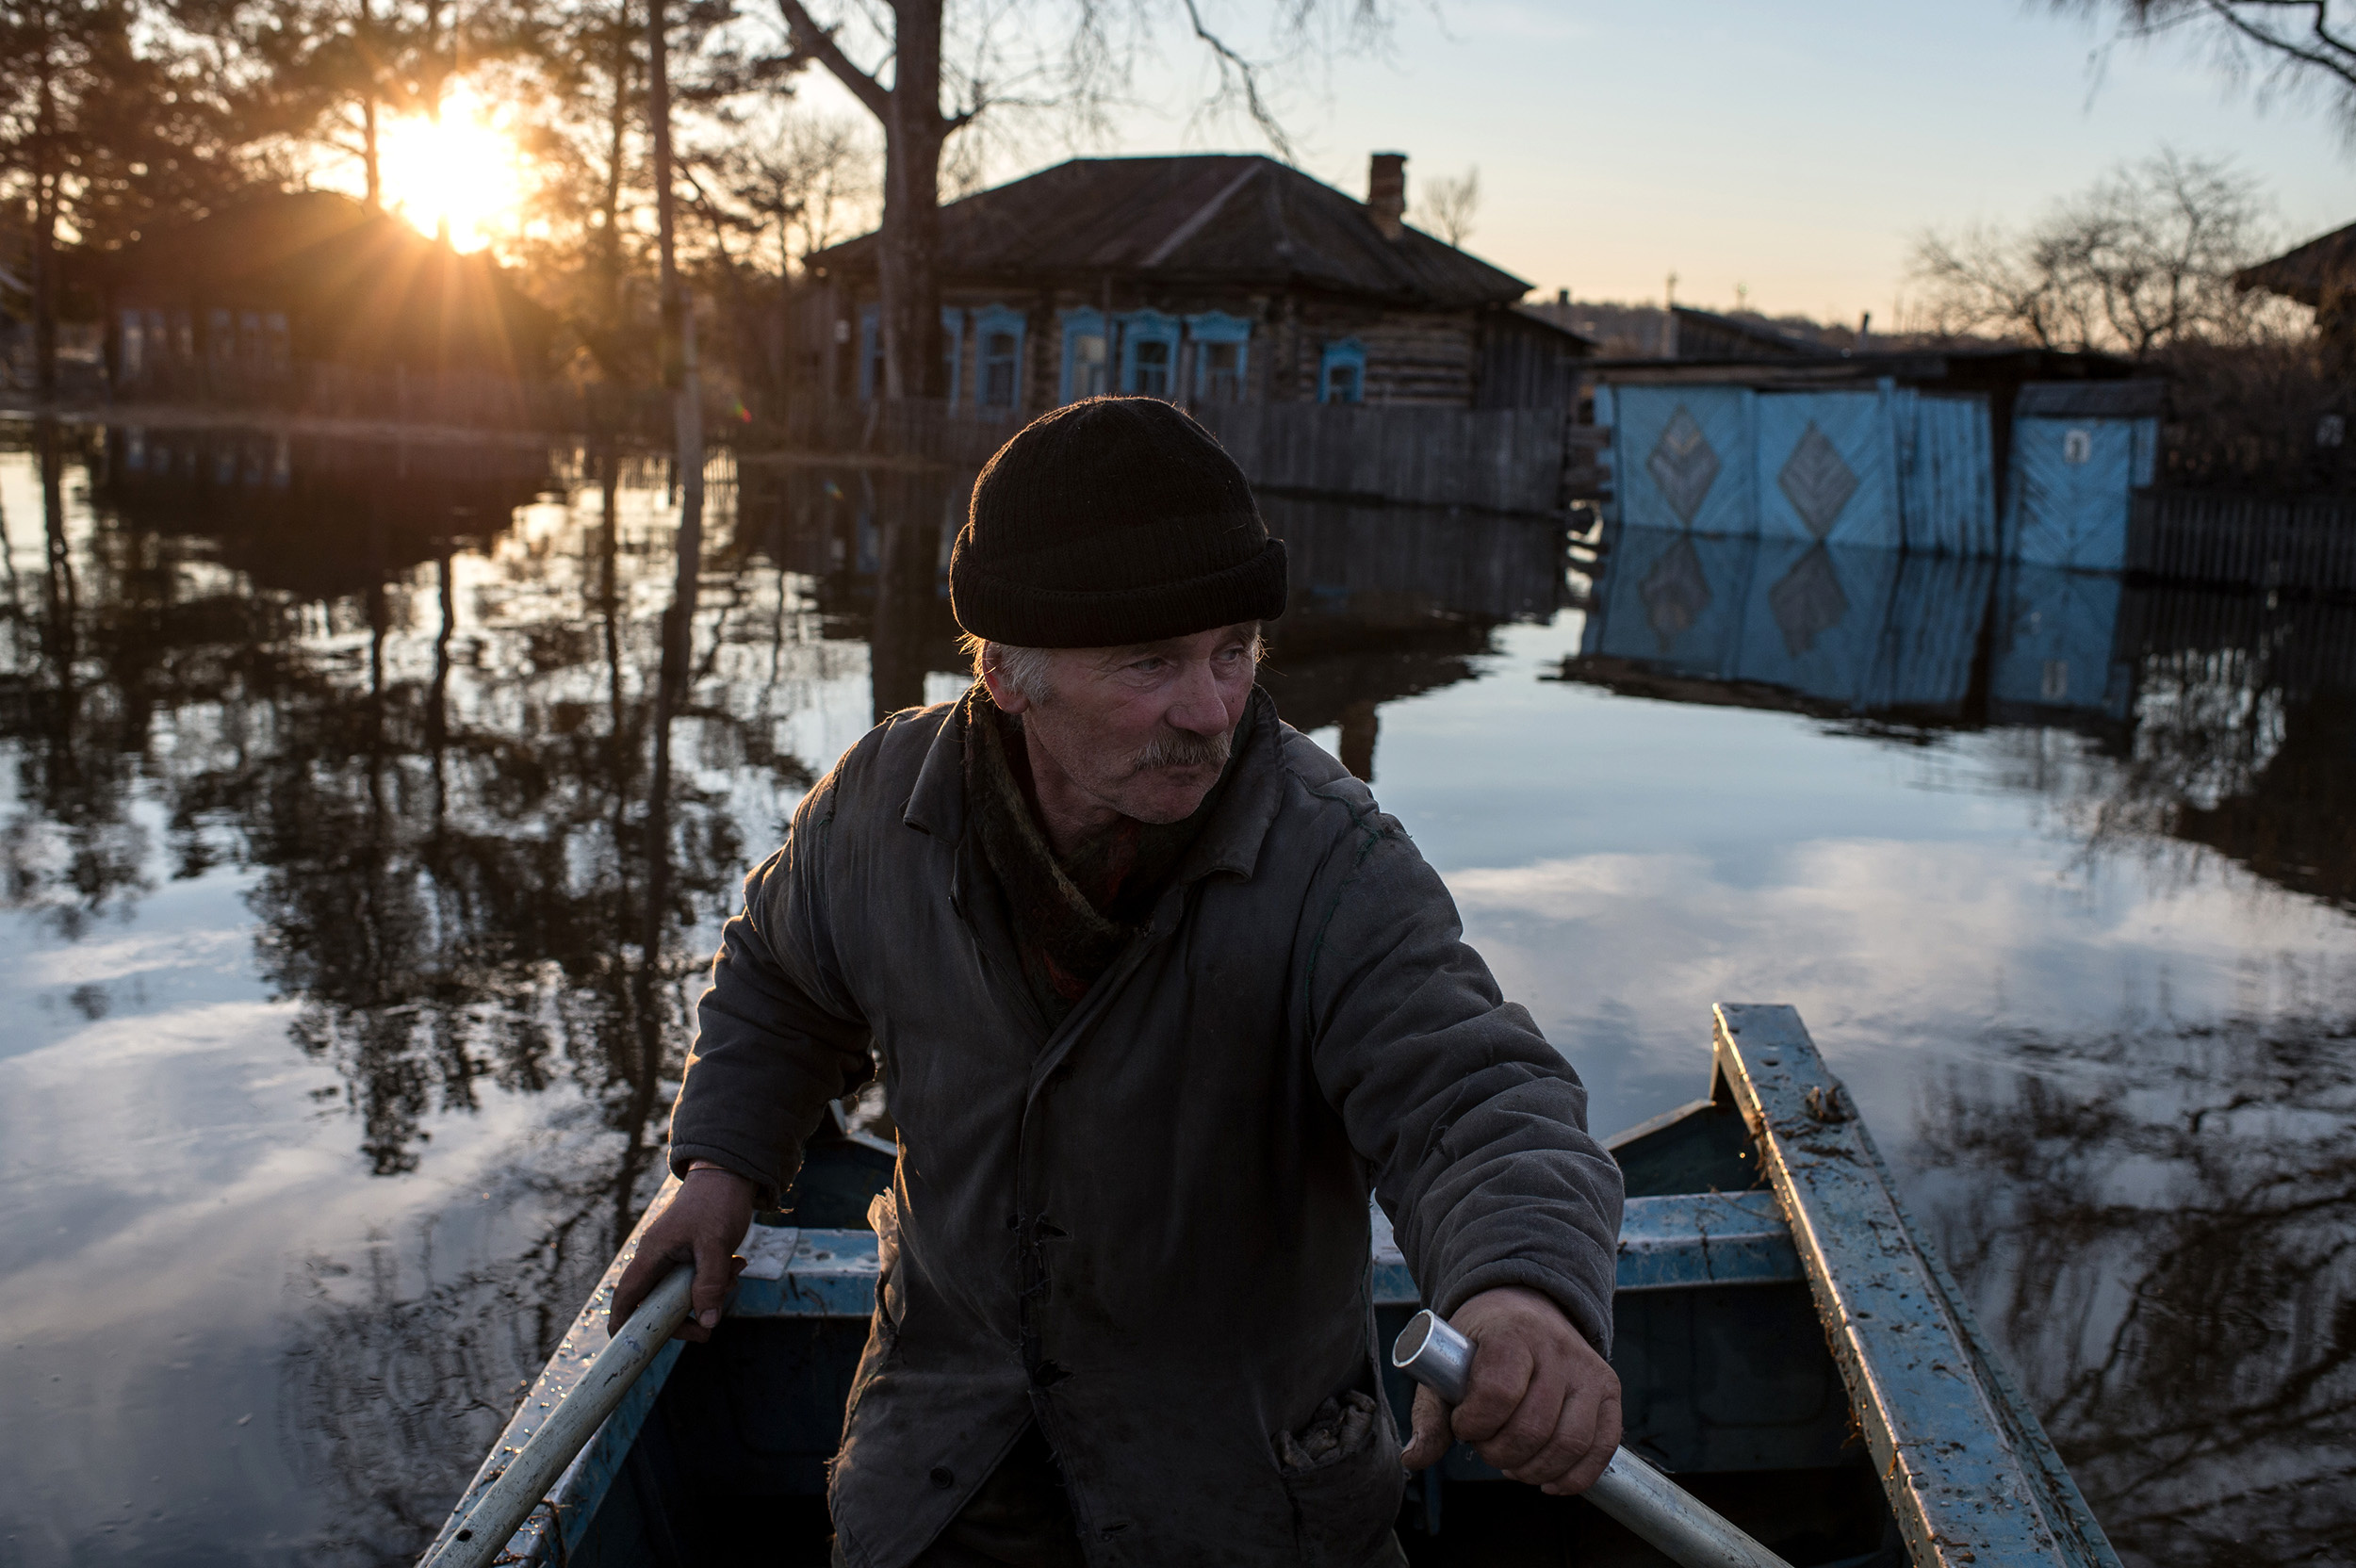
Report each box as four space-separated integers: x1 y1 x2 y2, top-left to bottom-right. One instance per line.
1393 1310 1793 1568
417 1264 695 1568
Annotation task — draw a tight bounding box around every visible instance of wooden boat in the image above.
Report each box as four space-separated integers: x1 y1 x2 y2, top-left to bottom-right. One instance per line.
428 1004 2121 1567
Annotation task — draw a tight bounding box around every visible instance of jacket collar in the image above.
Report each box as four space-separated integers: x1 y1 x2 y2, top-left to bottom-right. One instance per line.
900 684 1284 889
902 694 973 842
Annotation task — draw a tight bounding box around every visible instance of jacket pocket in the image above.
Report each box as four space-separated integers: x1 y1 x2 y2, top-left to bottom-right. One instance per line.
1276 1392 1409 1568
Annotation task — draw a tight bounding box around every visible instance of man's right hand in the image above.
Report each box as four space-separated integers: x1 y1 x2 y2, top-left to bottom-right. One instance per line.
609 1167 757 1343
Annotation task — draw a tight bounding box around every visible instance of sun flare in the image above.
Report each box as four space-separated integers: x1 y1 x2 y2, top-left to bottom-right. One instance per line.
376 90 523 253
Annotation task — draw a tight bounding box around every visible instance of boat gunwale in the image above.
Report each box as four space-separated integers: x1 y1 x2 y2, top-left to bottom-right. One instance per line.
1711 1002 2121 1568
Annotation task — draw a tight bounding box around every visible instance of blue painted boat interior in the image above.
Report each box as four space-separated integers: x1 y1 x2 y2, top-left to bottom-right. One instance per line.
550 1085 1912 1568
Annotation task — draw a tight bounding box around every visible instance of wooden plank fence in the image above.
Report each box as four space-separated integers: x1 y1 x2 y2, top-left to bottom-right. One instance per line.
2126 490 2356 595
789 399 1580 514
1193 403 1567 514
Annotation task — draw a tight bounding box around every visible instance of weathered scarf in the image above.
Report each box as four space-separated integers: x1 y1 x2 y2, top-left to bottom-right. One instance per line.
963 683 1250 1031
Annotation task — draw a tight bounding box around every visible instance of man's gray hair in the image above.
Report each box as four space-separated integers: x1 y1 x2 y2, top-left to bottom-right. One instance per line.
959 628 1268 707
960 635 1060 705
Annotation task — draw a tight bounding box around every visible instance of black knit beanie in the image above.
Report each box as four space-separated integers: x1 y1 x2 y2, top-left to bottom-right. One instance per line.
950 397 1287 647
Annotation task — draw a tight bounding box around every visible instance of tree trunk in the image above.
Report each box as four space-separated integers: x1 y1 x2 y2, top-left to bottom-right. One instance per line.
31 29 59 400
599 1 631 332
779 0 954 405
359 0 382 206
646 0 704 670
362 96 381 206
877 0 946 400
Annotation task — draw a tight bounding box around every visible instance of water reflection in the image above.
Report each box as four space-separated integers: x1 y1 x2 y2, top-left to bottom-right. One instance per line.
4 430 2351 1563
1567 526 2356 909
0 424 844 1556
1571 522 2356 1566
1915 1014 2356 1567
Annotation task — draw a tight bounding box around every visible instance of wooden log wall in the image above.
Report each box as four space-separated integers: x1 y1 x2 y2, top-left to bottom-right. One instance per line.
2126 490 2356 595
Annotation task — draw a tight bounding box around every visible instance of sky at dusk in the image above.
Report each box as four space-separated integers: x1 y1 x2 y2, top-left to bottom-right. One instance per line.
796 0 2352 326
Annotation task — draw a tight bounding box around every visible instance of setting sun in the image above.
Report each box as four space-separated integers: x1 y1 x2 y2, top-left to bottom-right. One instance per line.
377 89 522 253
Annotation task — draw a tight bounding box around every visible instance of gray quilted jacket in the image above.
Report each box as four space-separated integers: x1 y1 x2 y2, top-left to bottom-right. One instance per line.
668 687 1622 1568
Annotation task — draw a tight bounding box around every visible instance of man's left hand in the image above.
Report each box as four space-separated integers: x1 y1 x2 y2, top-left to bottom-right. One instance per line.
1399 1285 1621 1494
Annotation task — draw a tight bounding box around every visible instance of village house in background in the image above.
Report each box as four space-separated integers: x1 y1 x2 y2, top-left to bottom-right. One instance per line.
102 191 559 426
2236 219 2356 359
801 153 1594 416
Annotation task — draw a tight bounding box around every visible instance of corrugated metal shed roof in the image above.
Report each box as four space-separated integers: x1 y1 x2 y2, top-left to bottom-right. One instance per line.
810 155 1531 309
2015 380 2168 418
1671 304 1840 359
2233 220 2356 306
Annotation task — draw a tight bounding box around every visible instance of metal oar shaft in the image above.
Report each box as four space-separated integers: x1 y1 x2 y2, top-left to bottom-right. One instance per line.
419 1265 695 1568
1393 1309 1793 1568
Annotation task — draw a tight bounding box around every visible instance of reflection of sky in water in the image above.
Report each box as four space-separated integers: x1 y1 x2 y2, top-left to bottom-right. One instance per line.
1366 615 2353 1133
3 443 2351 1564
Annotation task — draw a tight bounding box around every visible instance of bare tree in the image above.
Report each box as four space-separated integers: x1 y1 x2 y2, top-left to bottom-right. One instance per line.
2054 0 2356 143
1911 150 2288 358
1419 163 1478 248
770 0 1395 403
713 106 874 273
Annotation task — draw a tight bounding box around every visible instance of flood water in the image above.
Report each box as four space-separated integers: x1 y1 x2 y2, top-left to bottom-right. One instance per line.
2 422 2351 1568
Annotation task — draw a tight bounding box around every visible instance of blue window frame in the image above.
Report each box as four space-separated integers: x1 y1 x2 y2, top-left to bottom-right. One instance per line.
1318 337 1366 404
1058 307 1109 403
941 306 966 410
858 303 882 402
1117 310 1181 399
974 304 1027 411
1186 312 1252 402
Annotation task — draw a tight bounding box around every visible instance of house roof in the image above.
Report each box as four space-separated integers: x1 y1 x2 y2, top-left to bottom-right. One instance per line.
809 155 1532 310
2234 220 2356 306
107 190 557 372
1672 305 1840 359
1511 304 1599 350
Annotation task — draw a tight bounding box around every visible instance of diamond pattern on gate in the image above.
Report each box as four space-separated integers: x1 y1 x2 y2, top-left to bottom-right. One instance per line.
1645 406 1722 525
1639 536 1712 650
1767 546 1850 656
1777 421 1858 538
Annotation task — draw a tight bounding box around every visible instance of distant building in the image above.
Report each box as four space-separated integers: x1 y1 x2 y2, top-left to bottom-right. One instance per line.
1664 305 1842 362
803 153 1593 415
103 191 557 417
2235 220 2355 353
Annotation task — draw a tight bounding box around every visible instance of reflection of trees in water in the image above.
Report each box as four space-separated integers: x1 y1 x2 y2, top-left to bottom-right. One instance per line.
279 1110 646 1564
0 429 864 1560
2105 592 2356 912
1915 1015 2356 1567
1995 589 2356 913
0 423 156 939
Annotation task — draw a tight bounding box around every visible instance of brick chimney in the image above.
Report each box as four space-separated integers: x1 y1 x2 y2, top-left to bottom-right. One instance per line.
1366 153 1406 240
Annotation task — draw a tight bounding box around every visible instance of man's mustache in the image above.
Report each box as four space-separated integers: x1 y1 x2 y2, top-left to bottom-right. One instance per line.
1131 728 1232 773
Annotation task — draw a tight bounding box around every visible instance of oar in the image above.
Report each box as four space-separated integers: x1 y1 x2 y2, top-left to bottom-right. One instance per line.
417 1264 695 1568
1393 1310 1794 1568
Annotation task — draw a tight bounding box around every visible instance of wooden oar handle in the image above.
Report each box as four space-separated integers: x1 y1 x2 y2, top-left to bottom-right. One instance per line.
1391 1309 1794 1568
417 1264 695 1568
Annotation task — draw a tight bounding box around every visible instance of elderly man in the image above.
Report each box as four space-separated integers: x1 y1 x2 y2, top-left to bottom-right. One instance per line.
612 397 1624 1567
